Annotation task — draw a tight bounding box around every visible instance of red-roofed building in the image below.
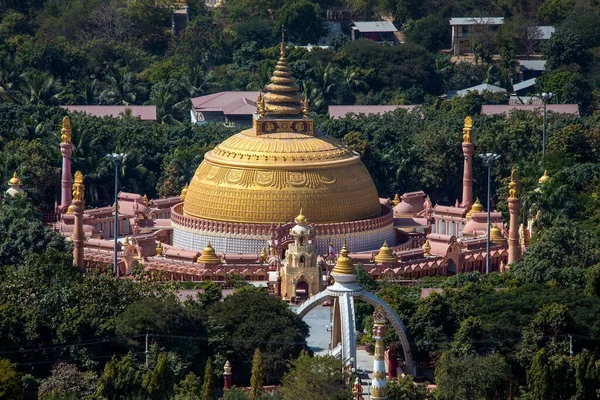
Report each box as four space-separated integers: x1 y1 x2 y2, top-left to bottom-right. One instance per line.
61 105 157 121
481 104 579 116
190 91 258 125
328 105 418 119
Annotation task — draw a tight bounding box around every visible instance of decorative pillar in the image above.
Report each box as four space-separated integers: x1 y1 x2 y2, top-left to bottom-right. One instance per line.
276 275 282 297
223 360 232 391
371 306 388 400
386 341 398 380
60 117 73 211
72 171 85 269
461 116 474 208
507 168 521 266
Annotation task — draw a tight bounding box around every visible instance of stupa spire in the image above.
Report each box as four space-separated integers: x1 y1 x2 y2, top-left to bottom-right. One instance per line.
263 28 303 116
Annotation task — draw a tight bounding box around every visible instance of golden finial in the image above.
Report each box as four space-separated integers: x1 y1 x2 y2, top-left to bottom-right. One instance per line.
198 242 221 265
72 171 84 201
256 93 266 117
539 170 550 184
295 209 306 224
260 247 268 262
224 360 232 374
156 241 163 257
280 25 286 57
143 194 149 205
66 204 74 214
61 116 72 144
262 26 303 116
466 197 483 219
180 183 188 200
124 236 130 247
331 239 356 275
302 95 310 118
509 167 519 199
8 171 21 186
422 240 431 256
392 193 400 207
374 241 397 264
463 116 473 144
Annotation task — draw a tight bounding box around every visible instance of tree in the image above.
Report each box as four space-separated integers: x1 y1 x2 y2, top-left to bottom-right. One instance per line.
208 290 309 384
274 0 327 45
250 349 265 400
405 15 450 53
435 352 511 400
97 354 145 400
0 359 23 400
144 352 177 399
574 349 599 400
542 30 589 70
198 281 223 307
18 71 63 105
201 357 215 400
278 352 350 400
38 363 97 400
174 372 202 400
525 349 574 400
387 375 428 400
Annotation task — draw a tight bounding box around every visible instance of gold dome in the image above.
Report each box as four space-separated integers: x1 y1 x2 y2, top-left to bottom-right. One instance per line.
490 223 506 244
539 170 550 184
182 41 380 225
8 171 21 186
198 242 221 265
295 209 307 224
374 241 397 264
331 240 356 275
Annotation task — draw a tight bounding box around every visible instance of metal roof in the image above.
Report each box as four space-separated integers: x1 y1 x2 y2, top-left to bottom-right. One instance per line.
529 26 555 40
449 17 504 26
455 83 507 97
519 60 546 71
351 21 398 32
512 78 536 92
191 91 259 115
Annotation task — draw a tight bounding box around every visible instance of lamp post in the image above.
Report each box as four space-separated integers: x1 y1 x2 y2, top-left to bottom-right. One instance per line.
106 153 127 278
535 92 553 157
479 153 501 274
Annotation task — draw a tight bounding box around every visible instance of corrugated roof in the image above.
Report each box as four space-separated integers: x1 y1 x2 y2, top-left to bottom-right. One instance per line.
455 83 507 97
512 78 536 92
191 91 259 114
519 60 546 71
449 17 504 26
61 105 157 120
481 104 580 116
328 105 416 119
351 21 398 32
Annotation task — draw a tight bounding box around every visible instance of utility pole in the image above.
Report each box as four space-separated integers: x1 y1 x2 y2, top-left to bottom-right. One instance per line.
106 153 127 278
145 333 149 368
479 153 501 274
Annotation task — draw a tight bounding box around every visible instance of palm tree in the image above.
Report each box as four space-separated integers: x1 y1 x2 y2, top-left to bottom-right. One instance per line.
0 54 19 103
80 77 101 105
302 81 325 113
19 71 63 105
343 67 369 92
150 82 178 122
100 68 147 105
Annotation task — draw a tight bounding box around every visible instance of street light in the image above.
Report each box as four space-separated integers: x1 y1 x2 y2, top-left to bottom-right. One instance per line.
479 153 501 275
106 153 127 278
535 92 553 157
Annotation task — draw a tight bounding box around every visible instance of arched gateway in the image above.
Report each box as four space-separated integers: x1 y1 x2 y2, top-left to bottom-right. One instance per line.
294 241 416 376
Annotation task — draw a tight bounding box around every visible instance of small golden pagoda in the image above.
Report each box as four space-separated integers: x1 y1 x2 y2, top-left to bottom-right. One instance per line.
198 243 221 265
539 170 550 184
331 240 356 275
466 198 484 220
490 223 506 244
374 241 397 264
422 240 431 256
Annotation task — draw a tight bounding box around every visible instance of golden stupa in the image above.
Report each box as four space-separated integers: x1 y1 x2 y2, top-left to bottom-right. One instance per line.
183 38 380 225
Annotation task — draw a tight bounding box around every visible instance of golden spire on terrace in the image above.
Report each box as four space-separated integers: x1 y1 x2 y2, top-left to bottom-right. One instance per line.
332 239 356 275
8 171 21 186
61 116 72 144
509 167 519 199
263 29 303 116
